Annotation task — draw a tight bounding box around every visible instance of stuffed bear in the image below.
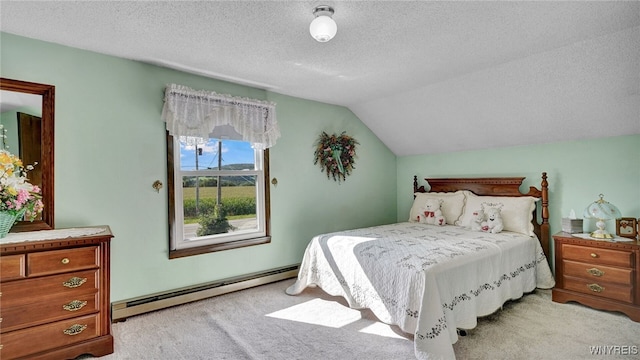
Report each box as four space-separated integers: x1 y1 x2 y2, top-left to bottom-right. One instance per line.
418 198 446 226
482 207 504 234
468 209 485 231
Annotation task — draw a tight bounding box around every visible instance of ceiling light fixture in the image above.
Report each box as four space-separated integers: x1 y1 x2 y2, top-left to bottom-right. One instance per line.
310 5 337 42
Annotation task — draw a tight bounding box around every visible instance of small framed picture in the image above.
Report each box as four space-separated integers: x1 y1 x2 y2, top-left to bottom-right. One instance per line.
616 217 637 238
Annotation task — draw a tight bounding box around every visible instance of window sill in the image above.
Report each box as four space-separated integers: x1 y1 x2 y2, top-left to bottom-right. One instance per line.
169 236 271 259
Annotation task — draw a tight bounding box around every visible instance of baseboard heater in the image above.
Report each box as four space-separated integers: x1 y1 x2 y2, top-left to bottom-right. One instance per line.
111 264 299 322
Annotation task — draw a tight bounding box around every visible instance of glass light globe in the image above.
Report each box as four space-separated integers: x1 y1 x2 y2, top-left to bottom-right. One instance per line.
583 194 622 239
309 15 337 42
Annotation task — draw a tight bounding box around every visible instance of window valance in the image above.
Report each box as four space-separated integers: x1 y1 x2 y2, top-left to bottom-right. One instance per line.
161 84 280 149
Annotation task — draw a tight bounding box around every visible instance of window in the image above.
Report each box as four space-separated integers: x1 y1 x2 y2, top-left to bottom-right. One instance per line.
160 84 279 258
167 133 270 258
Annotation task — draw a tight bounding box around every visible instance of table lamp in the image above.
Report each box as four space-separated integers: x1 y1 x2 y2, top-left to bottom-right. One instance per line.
583 194 622 239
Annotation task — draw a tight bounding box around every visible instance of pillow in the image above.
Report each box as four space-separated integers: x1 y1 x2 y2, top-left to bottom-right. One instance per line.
457 192 539 236
409 191 466 225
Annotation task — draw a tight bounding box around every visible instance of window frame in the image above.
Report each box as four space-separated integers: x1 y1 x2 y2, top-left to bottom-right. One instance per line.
166 132 271 259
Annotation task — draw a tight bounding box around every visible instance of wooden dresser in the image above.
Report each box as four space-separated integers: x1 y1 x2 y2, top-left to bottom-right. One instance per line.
552 232 640 322
0 226 114 359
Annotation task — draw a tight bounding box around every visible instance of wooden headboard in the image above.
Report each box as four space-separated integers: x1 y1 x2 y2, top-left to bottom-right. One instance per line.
413 172 549 258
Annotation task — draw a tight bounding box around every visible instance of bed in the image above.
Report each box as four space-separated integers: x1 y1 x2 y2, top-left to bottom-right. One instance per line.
286 173 555 360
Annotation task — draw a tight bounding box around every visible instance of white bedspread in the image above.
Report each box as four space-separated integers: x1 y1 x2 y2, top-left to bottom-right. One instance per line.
286 222 555 360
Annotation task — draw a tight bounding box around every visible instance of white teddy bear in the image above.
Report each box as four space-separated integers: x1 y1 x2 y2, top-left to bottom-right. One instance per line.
468 209 485 231
418 198 446 226
482 207 504 234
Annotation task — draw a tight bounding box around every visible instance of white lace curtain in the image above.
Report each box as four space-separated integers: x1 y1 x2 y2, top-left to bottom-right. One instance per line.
161 84 280 149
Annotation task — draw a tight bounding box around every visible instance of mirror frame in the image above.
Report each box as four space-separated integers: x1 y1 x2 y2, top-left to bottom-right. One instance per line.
0 78 55 231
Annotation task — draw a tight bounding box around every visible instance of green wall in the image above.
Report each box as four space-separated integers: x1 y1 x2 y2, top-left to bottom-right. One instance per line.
0 106 40 153
0 110 20 152
397 135 640 240
1 33 398 302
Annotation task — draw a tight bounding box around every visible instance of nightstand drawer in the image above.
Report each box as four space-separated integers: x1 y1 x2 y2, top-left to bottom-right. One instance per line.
563 260 633 285
562 244 633 268
563 276 632 303
0 254 25 281
28 246 99 276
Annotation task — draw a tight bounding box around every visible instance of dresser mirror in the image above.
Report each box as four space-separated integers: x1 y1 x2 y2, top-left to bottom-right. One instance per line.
0 78 54 231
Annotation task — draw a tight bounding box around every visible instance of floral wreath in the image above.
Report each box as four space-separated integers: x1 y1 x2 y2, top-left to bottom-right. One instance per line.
313 131 359 182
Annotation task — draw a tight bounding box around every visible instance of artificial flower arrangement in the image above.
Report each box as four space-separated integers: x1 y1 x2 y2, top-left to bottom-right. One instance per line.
313 131 359 182
0 149 44 222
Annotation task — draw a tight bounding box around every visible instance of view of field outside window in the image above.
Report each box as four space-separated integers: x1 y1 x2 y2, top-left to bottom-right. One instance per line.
180 137 258 239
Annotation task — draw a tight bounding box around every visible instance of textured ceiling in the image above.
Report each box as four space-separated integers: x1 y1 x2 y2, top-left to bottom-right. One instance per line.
1 1 639 156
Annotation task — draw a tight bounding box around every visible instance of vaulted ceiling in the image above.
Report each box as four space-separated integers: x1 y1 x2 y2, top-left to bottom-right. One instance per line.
1 1 638 156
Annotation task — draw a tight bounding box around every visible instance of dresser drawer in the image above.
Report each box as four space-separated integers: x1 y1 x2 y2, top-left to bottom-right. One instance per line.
0 254 25 281
1 292 99 333
27 246 99 276
563 276 632 303
563 260 633 285
1 269 99 308
562 244 633 268
0 313 100 359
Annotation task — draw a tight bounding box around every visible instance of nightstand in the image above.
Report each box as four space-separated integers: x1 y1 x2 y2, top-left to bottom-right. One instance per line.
552 232 640 322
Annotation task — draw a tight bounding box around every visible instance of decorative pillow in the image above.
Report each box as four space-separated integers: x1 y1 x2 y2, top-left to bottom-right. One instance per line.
457 192 539 236
409 191 466 225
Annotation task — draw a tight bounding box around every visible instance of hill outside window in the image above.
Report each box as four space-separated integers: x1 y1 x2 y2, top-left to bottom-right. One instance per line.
161 85 279 258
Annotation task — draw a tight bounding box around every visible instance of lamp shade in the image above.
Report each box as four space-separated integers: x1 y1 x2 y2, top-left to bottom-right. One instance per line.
583 194 621 239
583 194 622 220
309 15 337 42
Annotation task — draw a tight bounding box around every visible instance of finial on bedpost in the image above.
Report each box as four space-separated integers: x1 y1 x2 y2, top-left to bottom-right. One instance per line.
413 175 418 193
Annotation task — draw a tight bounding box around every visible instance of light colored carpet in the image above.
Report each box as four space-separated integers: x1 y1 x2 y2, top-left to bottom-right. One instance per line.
84 280 640 360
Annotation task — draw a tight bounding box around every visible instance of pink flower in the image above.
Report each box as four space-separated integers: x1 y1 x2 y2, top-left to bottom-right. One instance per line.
17 189 29 205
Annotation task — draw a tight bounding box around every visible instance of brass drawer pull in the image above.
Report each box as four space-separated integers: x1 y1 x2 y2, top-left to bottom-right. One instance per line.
61 257 70 264
63 300 88 312
590 253 598 258
63 277 87 288
587 283 604 293
63 324 87 336
587 268 604 277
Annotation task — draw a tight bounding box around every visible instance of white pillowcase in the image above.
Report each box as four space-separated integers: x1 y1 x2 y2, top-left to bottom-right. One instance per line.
457 192 539 236
409 191 467 225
